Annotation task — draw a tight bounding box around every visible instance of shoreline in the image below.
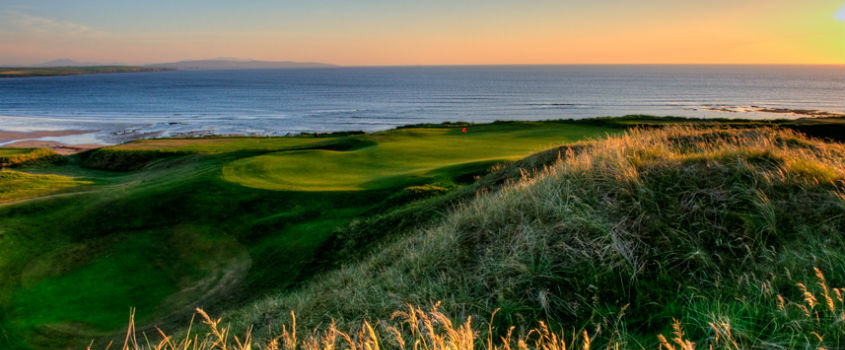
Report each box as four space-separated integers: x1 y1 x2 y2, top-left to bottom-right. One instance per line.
1 114 843 156
0 129 99 142
0 140 103 155
0 130 104 155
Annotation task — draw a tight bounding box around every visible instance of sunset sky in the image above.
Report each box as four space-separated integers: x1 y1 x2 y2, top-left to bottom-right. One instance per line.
1 0 843 66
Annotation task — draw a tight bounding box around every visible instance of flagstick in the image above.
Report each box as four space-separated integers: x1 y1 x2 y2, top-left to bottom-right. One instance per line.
462 126 468 156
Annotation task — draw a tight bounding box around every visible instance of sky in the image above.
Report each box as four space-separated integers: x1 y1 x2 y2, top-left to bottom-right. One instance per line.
0 0 843 66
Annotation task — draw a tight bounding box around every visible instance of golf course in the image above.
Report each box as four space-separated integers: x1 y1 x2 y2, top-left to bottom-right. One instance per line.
0 119 616 348
1 116 843 349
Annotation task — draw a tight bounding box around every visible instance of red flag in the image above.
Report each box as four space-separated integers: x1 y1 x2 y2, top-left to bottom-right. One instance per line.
461 127 467 133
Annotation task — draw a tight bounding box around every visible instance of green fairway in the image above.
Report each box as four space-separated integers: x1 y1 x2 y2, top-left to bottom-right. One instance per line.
0 120 616 349
223 123 611 191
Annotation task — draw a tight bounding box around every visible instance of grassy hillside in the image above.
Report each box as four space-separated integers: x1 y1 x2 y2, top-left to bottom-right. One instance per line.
0 120 615 349
206 126 843 349
2 119 843 349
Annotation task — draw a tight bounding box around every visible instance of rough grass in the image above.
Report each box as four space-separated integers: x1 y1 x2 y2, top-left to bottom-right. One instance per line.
201 126 844 349
109 266 845 350
0 148 60 168
0 170 89 203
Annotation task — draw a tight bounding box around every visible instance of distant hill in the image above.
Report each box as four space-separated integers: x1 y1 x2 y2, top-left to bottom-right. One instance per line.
1 57 336 77
27 58 336 70
148 58 336 70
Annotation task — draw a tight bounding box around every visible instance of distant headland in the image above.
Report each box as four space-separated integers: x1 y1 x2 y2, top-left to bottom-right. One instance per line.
0 66 173 78
0 58 337 78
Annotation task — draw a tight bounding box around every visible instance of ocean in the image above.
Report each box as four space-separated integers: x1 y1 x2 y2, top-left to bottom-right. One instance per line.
0 65 842 145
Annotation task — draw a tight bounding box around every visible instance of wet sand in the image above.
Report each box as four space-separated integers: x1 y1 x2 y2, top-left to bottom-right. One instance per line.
698 105 845 117
0 130 99 142
0 130 104 155
2 140 102 155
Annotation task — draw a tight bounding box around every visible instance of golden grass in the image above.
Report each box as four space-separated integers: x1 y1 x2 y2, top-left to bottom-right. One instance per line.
0 147 58 167
215 126 842 349
103 266 843 350
0 169 89 203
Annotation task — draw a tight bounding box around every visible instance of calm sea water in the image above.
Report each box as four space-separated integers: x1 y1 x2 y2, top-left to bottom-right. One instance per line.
0 65 842 144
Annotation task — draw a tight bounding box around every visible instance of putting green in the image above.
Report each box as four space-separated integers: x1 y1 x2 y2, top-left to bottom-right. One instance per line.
222 123 612 191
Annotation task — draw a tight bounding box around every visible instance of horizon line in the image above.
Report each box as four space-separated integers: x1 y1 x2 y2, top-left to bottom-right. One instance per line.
5 62 845 68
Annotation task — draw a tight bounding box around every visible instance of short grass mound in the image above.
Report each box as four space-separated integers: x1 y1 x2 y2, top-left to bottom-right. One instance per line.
223 126 845 349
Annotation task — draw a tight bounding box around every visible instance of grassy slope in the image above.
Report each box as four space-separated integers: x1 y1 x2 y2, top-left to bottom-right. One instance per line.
220 126 845 349
0 121 614 349
0 149 82 203
0 171 88 203
0 149 33 157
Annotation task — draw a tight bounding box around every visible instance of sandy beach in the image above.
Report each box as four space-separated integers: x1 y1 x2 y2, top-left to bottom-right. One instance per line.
0 130 103 154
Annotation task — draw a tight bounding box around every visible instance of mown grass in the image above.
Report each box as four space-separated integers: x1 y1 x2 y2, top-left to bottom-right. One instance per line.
222 123 610 191
202 126 844 349
0 120 616 349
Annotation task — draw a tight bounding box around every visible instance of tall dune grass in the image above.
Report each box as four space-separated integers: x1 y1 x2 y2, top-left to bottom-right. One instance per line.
107 126 844 349
0 147 59 167
111 266 842 349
